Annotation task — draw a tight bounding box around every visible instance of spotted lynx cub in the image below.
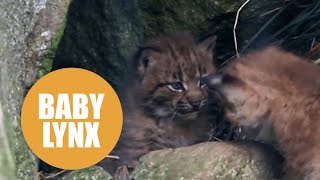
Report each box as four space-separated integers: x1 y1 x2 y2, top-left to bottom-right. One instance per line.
100 32 217 174
205 47 320 180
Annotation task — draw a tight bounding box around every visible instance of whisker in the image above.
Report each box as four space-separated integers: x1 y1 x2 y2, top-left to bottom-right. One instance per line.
170 110 177 121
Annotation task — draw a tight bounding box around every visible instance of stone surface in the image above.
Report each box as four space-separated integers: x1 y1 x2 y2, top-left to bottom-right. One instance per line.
61 166 113 180
132 142 283 180
0 0 70 179
53 0 304 91
52 0 245 91
0 103 15 180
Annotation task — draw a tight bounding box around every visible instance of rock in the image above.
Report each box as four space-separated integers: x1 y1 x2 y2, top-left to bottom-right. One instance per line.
0 0 71 179
132 142 283 180
61 166 113 180
52 0 245 91
0 103 15 180
53 0 307 94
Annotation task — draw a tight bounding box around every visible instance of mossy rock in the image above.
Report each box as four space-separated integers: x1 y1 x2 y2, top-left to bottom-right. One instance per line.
132 142 283 180
61 166 112 180
53 0 245 91
0 0 71 179
137 0 243 38
0 103 15 180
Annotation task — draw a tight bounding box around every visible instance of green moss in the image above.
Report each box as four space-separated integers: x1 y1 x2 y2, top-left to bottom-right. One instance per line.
38 18 67 78
212 0 245 13
0 70 37 179
131 142 276 180
61 166 113 180
0 110 16 180
38 0 72 78
137 0 243 38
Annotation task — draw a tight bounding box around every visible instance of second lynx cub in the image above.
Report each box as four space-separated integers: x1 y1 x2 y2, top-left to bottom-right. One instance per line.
205 47 320 179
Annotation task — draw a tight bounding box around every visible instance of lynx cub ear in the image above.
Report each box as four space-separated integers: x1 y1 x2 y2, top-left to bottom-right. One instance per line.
197 35 217 58
137 55 150 78
138 56 149 75
136 46 159 77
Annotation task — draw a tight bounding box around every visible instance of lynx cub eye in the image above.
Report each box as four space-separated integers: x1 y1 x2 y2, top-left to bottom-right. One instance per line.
168 82 185 92
198 79 206 88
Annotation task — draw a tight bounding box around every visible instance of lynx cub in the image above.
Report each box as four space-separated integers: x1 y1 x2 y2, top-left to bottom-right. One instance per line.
205 47 320 179
100 32 217 174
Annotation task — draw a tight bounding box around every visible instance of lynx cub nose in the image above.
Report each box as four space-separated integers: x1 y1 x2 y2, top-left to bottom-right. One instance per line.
202 74 223 89
190 100 201 108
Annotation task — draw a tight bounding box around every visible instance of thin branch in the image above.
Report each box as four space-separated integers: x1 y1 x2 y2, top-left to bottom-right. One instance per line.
41 170 67 179
311 37 316 50
107 155 120 159
241 7 285 53
219 55 236 68
233 0 251 58
305 43 320 62
270 1 320 42
212 136 222 141
259 7 281 17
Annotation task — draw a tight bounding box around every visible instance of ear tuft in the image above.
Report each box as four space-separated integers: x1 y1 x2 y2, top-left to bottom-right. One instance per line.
198 35 217 53
137 56 150 78
142 57 149 69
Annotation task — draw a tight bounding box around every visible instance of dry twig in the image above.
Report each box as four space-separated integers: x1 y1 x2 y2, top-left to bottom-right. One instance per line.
41 170 67 179
233 0 251 58
305 43 320 60
241 7 285 53
107 155 120 159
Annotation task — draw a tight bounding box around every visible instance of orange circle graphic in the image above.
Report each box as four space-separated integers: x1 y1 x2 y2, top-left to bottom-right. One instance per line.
21 68 123 170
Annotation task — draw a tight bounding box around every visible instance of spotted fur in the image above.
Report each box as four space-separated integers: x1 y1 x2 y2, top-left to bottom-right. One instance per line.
205 47 320 179
100 32 217 174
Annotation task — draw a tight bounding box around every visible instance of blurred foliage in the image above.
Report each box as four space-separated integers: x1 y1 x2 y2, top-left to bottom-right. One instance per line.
238 0 320 57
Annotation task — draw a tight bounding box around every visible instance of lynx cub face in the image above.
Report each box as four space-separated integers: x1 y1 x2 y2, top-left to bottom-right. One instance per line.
100 33 218 174
135 32 216 120
205 73 270 127
205 47 320 179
